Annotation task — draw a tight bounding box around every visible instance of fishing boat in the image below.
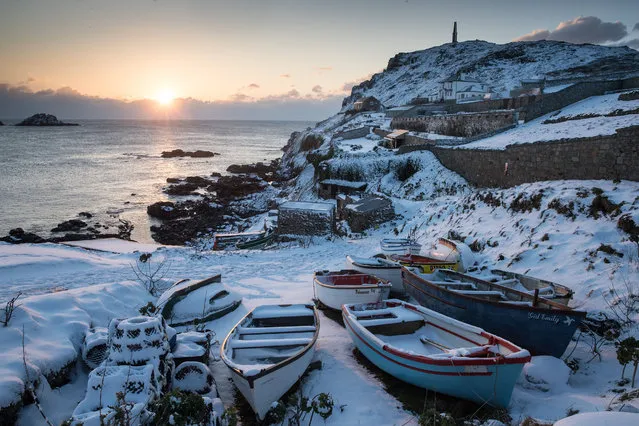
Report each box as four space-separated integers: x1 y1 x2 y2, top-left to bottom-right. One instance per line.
342 299 530 408
213 229 274 250
428 237 475 272
380 238 422 255
158 275 242 327
221 304 319 420
476 269 574 305
402 268 586 357
314 269 392 310
345 254 457 294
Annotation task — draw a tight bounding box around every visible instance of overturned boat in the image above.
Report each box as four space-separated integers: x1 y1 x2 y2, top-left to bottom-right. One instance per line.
380 238 422 255
314 269 392 310
221 304 319 420
343 299 530 408
158 275 242 327
402 268 586 357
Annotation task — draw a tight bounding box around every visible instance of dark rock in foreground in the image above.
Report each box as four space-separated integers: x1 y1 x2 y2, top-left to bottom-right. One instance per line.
15 113 79 126
0 228 45 244
0 120 4 126
149 199 225 245
161 149 219 158
147 201 180 220
51 219 87 233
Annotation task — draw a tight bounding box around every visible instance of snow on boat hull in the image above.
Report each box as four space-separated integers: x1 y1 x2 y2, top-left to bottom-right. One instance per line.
314 270 392 310
487 269 574 305
221 304 319 420
402 268 586 357
380 238 422 255
345 256 402 294
342 300 529 408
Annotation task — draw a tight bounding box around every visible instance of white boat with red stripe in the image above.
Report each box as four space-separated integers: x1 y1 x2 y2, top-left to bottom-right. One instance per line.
342 299 530 408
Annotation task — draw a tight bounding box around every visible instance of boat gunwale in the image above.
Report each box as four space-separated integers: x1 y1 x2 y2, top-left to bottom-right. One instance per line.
220 304 320 387
314 272 392 289
347 255 401 270
489 268 574 298
403 267 586 316
342 301 531 368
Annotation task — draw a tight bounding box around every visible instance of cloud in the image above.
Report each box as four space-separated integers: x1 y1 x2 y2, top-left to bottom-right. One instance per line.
247 83 260 89
311 85 323 94
0 83 342 121
634 23 639 32
514 16 628 44
280 74 291 78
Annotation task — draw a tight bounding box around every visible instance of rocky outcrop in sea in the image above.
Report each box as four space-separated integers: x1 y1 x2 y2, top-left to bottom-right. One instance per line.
15 113 79 126
161 149 219 158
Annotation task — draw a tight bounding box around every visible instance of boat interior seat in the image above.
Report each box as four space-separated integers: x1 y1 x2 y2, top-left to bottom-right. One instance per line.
238 325 316 335
230 337 313 349
358 307 426 336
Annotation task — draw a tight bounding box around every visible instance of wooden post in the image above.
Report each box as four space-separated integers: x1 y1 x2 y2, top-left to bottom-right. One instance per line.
532 288 539 307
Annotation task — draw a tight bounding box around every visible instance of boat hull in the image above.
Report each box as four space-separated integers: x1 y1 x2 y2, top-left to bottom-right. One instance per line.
402 268 585 357
228 344 316 419
342 311 523 408
345 257 403 294
314 280 391 310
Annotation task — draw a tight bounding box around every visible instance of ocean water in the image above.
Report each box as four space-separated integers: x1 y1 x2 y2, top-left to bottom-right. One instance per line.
0 119 311 243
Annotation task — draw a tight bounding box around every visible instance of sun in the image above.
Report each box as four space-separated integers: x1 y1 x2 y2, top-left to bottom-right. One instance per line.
155 90 175 106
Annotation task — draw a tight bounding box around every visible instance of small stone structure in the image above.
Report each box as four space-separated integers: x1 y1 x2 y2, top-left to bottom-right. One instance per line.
338 195 394 233
334 126 370 140
319 179 367 199
353 96 383 113
278 201 335 236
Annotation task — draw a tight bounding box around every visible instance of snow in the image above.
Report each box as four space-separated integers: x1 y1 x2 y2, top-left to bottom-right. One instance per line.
544 83 573 93
461 91 639 149
278 201 335 213
334 136 382 154
554 412 639 426
62 238 165 254
2 176 639 425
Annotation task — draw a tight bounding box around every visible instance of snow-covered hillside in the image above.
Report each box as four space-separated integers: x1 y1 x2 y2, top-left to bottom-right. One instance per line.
343 40 639 109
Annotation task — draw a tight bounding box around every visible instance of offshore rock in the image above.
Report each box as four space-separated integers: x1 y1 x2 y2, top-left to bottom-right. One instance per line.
161 149 219 158
51 219 88 233
147 201 180 220
0 228 45 244
15 113 79 126
226 159 280 181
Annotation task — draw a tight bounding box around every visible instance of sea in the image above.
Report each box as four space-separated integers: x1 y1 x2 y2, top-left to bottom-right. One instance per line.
0 119 312 243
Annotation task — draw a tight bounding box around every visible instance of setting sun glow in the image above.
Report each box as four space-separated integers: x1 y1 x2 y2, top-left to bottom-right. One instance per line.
155 90 175 106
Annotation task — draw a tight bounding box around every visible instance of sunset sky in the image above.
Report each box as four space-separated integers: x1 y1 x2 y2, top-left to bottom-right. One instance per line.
1 0 638 120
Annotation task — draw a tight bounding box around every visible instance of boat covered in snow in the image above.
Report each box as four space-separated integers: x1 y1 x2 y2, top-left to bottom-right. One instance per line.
213 229 274 250
475 269 574 305
427 237 475 272
158 274 242 327
402 268 586 357
346 254 457 294
314 269 392 310
221 304 319 420
342 299 530 408
380 238 422 255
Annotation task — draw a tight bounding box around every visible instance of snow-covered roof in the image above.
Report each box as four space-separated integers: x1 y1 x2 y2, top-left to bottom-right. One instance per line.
320 179 367 189
279 201 335 212
385 129 409 139
387 106 414 111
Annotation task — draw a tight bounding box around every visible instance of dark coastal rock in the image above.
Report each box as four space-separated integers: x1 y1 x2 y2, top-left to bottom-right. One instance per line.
166 177 182 184
226 159 280 181
210 172 222 178
0 228 45 244
78 211 93 218
207 175 267 202
0 120 4 126
51 219 87 233
161 149 219 158
164 182 200 196
15 113 79 126
149 199 225 245
185 176 214 186
147 201 180 220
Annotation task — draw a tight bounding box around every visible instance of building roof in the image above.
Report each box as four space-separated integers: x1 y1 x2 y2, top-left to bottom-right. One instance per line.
320 179 368 189
385 129 409 139
279 201 335 213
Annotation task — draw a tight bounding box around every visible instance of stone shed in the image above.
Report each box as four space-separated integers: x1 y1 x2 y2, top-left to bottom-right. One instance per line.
318 179 368 199
338 195 394 233
353 96 383 113
277 201 335 236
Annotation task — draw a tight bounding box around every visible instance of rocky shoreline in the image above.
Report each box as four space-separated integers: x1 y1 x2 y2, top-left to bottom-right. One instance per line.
1 159 283 246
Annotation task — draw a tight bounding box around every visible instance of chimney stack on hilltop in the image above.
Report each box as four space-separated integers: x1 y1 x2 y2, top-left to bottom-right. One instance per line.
453 21 458 45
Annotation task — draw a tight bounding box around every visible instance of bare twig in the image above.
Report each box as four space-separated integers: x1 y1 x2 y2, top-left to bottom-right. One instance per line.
2 292 22 327
22 325 55 426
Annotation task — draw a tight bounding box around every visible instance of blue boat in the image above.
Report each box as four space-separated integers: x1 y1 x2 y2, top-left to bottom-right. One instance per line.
402 267 586 358
342 299 530 408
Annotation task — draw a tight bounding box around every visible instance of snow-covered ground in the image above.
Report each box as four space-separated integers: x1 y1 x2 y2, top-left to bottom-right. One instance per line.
462 91 639 149
2 162 639 424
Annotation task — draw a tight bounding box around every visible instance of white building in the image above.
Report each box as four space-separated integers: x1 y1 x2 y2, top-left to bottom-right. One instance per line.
439 73 491 103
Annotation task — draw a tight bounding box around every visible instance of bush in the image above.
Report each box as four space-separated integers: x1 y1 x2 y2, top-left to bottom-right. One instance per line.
299 134 324 152
394 157 422 182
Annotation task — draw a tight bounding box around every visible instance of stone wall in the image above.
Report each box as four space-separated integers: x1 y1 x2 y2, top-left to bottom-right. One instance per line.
278 203 335 235
428 126 639 187
334 126 370 140
391 111 517 138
